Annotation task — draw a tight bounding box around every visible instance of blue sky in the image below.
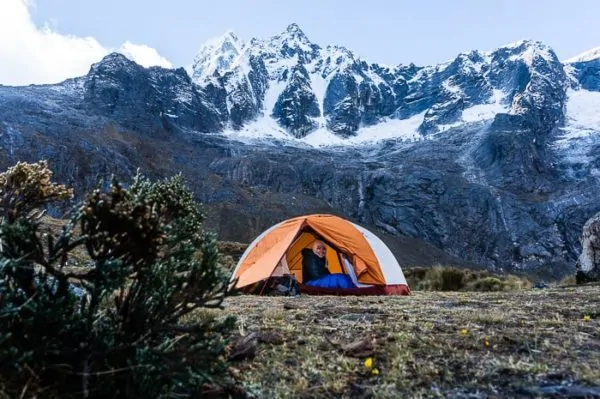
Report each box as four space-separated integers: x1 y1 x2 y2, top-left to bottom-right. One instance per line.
1 0 599 85
29 0 600 67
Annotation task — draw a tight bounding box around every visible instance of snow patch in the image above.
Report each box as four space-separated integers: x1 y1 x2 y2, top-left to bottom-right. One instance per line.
220 112 425 148
461 89 507 122
564 46 600 63
262 79 287 116
309 71 328 128
307 112 426 146
557 89 600 141
553 88 600 164
222 115 290 142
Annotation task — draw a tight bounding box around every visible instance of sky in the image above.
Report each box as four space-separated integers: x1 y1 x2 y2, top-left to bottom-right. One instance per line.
1 0 600 86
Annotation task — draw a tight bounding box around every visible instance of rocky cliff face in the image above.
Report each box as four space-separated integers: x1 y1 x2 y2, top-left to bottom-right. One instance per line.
0 24 599 279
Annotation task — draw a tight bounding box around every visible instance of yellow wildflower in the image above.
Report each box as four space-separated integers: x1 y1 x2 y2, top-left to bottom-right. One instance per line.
460 328 469 335
583 315 591 322
484 339 490 347
371 368 380 375
364 357 373 369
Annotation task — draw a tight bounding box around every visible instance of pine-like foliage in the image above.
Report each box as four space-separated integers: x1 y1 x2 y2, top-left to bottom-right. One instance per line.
0 161 238 398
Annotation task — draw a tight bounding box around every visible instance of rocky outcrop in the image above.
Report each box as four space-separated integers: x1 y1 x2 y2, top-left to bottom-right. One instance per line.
576 212 600 283
84 53 223 134
272 64 320 138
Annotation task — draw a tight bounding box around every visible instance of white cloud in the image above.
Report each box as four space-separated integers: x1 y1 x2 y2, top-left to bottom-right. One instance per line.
118 41 172 69
0 0 173 86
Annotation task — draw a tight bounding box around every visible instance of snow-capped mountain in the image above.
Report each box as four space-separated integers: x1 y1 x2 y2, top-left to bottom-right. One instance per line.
188 25 574 147
0 24 599 279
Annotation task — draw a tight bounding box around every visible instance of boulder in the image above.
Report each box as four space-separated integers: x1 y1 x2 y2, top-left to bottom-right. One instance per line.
576 212 600 283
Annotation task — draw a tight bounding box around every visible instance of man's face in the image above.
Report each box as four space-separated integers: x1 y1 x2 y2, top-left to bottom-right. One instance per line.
314 243 326 258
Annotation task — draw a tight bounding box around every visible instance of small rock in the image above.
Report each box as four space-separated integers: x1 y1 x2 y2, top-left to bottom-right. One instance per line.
342 337 376 358
283 301 299 310
228 332 258 361
340 313 375 322
258 331 284 345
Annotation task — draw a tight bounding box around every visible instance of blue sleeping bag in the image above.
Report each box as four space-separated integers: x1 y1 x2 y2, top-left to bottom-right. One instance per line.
304 273 356 289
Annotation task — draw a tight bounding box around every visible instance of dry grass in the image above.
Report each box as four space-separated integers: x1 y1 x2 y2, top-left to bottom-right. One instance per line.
404 266 533 292
557 274 578 287
199 285 600 398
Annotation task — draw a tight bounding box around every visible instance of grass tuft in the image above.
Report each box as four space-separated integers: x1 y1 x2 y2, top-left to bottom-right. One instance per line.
405 266 533 292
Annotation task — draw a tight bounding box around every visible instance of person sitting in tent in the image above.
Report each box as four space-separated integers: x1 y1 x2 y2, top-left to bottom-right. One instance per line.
301 240 357 289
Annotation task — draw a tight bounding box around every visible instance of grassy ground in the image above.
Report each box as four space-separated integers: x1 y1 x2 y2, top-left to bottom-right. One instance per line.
38 217 599 397
208 285 600 398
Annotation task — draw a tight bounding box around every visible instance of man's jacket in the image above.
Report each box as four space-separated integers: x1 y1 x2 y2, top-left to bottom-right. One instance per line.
301 248 331 283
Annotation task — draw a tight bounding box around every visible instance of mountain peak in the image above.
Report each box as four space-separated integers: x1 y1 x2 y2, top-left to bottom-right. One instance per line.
90 52 139 72
191 30 246 82
286 23 303 34
491 39 558 67
272 22 313 48
203 29 243 49
283 23 309 41
504 38 537 48
564 46 600 63
223 30 239 41
494 39 551 53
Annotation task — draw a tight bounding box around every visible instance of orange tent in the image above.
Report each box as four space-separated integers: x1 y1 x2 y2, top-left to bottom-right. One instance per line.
230 214 410 295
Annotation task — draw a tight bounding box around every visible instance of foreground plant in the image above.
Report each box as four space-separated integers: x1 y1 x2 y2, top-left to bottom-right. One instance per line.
0 161 237 398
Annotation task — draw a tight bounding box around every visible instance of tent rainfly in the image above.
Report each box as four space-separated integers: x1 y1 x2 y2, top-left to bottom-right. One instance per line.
230 214 410 295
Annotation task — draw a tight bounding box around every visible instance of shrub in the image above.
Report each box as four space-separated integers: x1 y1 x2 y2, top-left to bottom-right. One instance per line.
0 161 237 398
406 266 472 291
464 277 506 292
503 274 533 290
405 265 531 292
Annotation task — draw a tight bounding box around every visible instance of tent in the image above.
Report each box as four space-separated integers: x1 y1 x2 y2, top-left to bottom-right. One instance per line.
230 214 410 295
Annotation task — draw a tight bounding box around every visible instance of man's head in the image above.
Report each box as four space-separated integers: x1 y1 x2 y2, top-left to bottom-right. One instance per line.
312 240 327 258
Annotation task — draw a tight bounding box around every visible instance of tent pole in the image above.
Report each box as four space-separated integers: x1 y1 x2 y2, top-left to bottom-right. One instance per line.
258 279 269 296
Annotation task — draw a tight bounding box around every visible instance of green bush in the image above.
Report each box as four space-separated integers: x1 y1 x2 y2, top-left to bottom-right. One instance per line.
0 161 237 398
